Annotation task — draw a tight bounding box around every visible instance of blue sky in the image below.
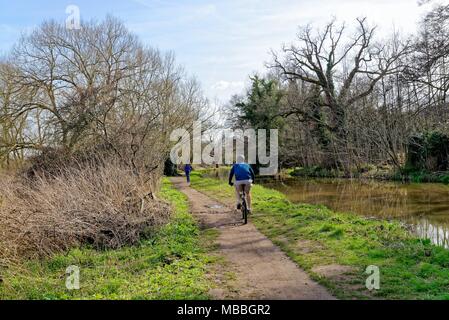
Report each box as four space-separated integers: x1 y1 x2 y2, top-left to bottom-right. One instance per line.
0 0 442 104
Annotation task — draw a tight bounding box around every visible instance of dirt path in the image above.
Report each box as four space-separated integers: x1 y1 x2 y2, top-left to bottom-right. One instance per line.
170 177 335 300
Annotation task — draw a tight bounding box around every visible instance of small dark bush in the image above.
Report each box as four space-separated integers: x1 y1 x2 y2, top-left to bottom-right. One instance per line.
405 131 449 172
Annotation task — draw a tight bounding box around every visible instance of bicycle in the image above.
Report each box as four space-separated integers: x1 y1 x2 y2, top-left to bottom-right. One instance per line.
238 188 249 225
230 182 249 225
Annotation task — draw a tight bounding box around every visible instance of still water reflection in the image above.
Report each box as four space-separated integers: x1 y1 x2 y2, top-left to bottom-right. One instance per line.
263 179 449 248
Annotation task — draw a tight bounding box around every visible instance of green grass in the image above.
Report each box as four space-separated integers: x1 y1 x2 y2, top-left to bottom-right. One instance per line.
398 170 449 184
190 172 449 300
290 164 449 185
0 179 217 300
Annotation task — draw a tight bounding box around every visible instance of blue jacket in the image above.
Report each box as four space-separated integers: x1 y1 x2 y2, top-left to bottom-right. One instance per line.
229 163 255 184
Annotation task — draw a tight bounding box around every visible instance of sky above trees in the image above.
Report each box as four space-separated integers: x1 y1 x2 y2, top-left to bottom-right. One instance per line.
0 0 445 105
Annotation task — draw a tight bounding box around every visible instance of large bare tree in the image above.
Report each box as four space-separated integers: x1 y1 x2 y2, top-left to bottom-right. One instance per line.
1 17 206 173
271 18 408 168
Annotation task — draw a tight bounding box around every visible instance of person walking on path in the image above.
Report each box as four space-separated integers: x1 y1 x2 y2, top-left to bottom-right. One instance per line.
184 164 193 185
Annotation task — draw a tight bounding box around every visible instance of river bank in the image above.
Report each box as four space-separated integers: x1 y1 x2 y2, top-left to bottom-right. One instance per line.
200 167 449 247
190 172 449 300
0 180 220 300
289 166 449 184
263 178 449 248
201 165 449 184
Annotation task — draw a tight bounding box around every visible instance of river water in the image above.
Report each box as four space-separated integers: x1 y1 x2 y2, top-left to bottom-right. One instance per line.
263 178 449 247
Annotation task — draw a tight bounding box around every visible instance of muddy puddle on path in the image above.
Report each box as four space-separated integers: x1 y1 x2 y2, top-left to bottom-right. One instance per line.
262 178 449 248
207 204 224 210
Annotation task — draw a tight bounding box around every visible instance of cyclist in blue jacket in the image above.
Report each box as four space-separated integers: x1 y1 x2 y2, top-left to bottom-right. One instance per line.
229 155 255 213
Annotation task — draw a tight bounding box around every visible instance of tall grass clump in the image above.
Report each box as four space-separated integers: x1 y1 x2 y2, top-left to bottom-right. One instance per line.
0 156 171 267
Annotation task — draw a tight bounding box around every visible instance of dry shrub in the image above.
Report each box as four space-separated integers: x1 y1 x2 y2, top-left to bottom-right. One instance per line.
0 160 171 265
22 146 117 180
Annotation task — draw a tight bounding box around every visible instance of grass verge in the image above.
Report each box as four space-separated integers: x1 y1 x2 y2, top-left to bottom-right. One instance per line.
0 179 217 300
190 172 449 300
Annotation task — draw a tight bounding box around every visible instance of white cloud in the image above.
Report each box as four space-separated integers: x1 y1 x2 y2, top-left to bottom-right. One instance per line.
211 80 244 91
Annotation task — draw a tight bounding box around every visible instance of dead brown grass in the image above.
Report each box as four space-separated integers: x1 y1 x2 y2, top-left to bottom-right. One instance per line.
0 160 170 266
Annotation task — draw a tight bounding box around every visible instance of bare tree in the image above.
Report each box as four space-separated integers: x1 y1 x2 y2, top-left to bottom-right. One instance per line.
0 61 36 167
271 18 409 169
2 17 206 173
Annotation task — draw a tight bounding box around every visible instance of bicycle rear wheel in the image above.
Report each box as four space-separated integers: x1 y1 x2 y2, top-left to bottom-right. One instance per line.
241 197 248 225
243 206 248 225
